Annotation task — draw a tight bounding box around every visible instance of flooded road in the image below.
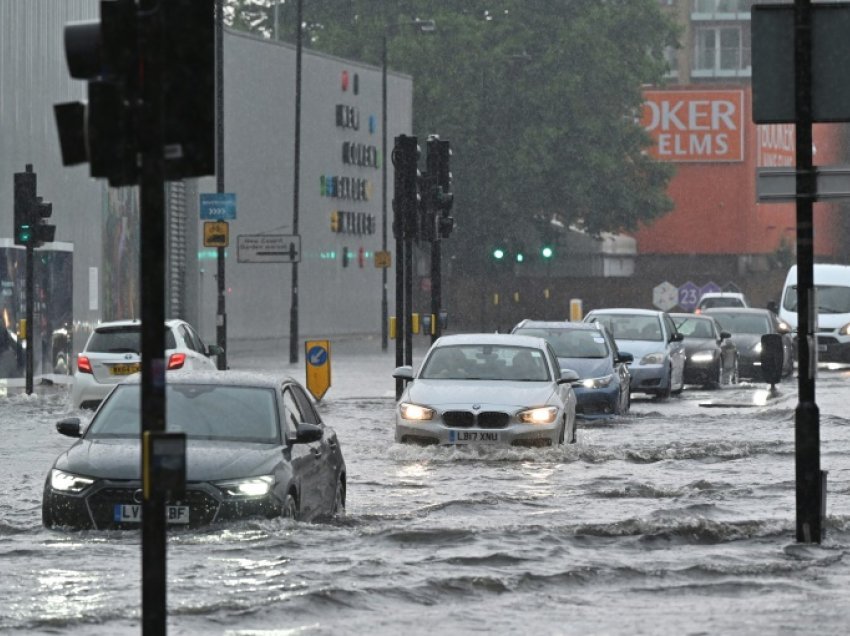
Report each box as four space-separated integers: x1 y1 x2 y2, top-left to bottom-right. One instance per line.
2 361 849 635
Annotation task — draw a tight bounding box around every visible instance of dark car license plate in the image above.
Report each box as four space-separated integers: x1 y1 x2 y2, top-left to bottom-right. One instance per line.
113 504 190 524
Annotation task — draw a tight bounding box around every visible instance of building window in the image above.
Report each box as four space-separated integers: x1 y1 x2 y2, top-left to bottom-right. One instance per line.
692 0 753 20
693 26 750 77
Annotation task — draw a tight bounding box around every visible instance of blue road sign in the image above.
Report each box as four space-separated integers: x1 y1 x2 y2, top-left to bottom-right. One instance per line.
307 344 328 366
700 282 721 298
200 193 236 220
678 281 700 311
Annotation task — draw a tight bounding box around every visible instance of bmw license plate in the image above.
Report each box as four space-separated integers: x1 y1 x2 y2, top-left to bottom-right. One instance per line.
114 504 190 524
448 430 500 444
110 363 140 376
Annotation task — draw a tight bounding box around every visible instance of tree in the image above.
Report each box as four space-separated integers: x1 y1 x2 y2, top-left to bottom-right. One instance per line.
225 0 678 268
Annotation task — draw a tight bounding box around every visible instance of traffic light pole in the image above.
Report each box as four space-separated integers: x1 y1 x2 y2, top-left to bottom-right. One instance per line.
215 0 227 370
138 4 168 632
24 243 34 395
430 230 441 344
793 0 823 544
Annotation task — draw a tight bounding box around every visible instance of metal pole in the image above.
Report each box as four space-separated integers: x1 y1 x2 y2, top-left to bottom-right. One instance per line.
430 223 441 344
381 35 389 351
289 0 302 364
138 2 168 632
25 242 33 394
215 0 227 370
404 234 413 369
394 139 405 399
793 0 822 544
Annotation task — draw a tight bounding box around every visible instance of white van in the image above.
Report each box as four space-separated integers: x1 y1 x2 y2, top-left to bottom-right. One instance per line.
779 264 850 363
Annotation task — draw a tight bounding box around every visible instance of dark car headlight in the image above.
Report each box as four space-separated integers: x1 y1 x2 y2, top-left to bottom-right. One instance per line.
689 350 715 363
518 406 559 424
215 475 274 498
50 469 95 493
581 374 614 389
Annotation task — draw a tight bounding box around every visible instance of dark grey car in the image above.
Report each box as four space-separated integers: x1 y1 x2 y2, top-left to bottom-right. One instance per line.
42 370 346 530
704 308 794 380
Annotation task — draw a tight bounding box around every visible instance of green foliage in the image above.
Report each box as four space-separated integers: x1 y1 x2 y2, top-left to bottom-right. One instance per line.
225 0 678 266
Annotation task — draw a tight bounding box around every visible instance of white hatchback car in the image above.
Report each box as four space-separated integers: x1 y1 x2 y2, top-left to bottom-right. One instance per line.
69 319 222 410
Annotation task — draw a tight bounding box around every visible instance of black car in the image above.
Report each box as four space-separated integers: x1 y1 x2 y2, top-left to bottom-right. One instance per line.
42 370 346 530
703 308 794 380
670 313 738 388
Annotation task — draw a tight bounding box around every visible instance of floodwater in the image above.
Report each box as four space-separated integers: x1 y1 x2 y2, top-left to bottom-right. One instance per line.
2 349 850 635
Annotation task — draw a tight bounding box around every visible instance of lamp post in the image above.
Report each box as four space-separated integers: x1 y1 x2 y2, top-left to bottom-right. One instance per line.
289 0 302 364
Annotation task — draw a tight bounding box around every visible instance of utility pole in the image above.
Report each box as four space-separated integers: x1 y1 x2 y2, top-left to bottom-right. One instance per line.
289 0 303 364
215 0 228 370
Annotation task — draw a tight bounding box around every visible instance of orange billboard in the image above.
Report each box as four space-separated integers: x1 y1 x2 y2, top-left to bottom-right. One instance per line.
642 90 745 162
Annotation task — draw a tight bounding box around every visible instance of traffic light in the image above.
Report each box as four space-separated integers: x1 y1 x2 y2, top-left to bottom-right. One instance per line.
425 137 454 240
541 245 554 259
392 135 421 241
55 0 214 186
492 247 506 260
14 165 54 248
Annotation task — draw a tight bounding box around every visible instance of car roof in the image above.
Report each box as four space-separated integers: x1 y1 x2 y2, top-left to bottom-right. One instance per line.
702 307 771 316
586 308 664 317
670 312 714 320
432 333 549 349
121 369 297 388
699 292 745 298
93 318 187 330
513 320 601 331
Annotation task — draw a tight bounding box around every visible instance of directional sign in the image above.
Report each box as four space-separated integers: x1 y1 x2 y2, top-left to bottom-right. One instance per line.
200 193 236 220
652 281 678 311
678 281 700 312
699 282 721 299
237 234 301 263
203 221 229 247
305 340 331 401
757 166 850 203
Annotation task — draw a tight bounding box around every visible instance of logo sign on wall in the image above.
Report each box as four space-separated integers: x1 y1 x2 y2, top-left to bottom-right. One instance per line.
641 90 744 163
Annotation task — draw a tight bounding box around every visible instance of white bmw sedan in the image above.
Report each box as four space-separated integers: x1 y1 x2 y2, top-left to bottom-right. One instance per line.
393 334 579 447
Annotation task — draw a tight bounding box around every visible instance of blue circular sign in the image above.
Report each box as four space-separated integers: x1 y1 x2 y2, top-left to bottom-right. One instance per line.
307 345 328 366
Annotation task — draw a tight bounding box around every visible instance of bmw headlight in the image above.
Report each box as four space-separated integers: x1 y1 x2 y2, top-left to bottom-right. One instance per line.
690 351 715 363
399 402 435 421
216 475 274 498
582 374 613 389
50 469 94 493
640 352 665 365
518 406 558 424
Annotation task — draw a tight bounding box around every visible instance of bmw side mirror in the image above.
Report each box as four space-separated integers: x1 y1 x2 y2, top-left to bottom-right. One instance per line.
295 422 324 444
616 352 634 364
392 366 414 380
56 417 82 438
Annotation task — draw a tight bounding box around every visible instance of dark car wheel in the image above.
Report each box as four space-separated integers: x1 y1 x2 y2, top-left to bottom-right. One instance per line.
333 476 346 517
558 418 566 445
657 368 672 400
567 417 577 444
282 492 298 520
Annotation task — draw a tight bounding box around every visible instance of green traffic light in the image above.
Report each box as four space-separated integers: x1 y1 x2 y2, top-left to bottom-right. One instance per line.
17 224 32 243
493 248 505 260
541 246 553 259
516 253 524 263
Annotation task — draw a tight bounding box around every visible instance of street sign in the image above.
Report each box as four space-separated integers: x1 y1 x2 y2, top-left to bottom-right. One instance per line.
305 340 331 400
203 221 228 247
237 234 301 263
678 281 700 312
374 250 392 268
200 192 236 220
700 282 721 298
652 282 678 311
756 166 850 203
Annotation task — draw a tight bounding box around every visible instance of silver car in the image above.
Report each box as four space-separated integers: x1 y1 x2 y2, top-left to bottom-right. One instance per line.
583 308 686 399
393 334 579 447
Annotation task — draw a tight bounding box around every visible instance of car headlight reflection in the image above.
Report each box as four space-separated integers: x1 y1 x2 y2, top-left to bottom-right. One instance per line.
640 352 665 365
399 402 435 421
518 406 559 424
690 351 715 363
50 469 94 493
216 475 274 498
581 374 613 389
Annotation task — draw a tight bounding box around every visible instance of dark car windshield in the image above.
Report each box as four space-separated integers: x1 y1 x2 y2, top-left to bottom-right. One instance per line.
514 327 609 359
420 344 550 381
673 317 716 339
86 384 280 443
588 314 663 341
709 313 770 335
88 326 177 353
